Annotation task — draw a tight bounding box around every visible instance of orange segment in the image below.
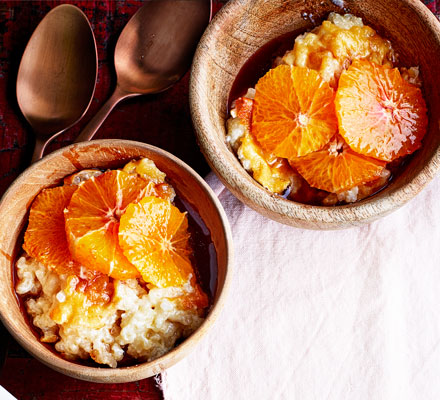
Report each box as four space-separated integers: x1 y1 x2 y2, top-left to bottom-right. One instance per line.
23 186 79 274
335 60 428 162
65 170 148 280
119 196 191 287
119 196 208 308
235 97 254 130
252 65 338 158
24 185 113 304
290 137 386 193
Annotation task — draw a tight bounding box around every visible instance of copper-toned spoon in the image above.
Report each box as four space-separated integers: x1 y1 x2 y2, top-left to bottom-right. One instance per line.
17 4 97 163
74 0 211 143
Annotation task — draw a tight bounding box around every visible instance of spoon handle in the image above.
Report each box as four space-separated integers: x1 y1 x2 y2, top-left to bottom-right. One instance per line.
31 136 49 164
74 86 134 143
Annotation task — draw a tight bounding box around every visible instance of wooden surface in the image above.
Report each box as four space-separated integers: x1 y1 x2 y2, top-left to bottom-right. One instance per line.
191 0 440 229
0 1 226 398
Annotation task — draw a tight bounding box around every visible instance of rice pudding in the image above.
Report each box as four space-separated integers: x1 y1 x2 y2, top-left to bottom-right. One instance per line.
15 158 210 368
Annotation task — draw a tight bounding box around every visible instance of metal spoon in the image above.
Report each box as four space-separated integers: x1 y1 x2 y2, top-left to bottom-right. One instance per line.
17 4 97 163
74 0 211 143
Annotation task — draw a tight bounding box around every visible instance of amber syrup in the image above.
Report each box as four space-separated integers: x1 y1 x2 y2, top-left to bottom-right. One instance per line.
174 195 218 302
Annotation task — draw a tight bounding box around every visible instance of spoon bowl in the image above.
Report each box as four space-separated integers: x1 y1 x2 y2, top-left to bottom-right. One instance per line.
116 0 210 94
74 0 211 143
16 4 97 163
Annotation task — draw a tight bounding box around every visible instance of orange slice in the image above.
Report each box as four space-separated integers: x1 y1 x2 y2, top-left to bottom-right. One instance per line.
119 196 193 287
235 96 254 130
64 170 148 280
252 65 338 159
119 196 208 308
335 60 428 162
24 185 113 304
290 137 386 193
23 186 79 274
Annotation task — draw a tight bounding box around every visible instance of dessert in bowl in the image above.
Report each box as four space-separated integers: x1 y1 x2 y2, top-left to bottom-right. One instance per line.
190 0 440 229
0 139 232 383
226 13 427 206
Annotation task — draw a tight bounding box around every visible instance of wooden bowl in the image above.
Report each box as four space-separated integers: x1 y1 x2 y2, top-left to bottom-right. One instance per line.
190 0 440 229
0 139 233 383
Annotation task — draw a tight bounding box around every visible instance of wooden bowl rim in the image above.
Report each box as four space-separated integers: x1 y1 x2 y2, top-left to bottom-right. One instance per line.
190 0 440 228
0 139 233 383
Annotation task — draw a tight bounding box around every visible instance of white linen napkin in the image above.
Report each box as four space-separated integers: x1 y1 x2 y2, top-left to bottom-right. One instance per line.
162 172 440 400
0 386 16 400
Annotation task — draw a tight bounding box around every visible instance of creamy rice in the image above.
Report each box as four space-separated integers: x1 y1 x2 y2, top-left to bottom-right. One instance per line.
281 12 395 87
16 255 204 368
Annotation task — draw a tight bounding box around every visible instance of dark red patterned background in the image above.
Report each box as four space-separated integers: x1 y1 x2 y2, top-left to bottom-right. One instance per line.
0 1 438 399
